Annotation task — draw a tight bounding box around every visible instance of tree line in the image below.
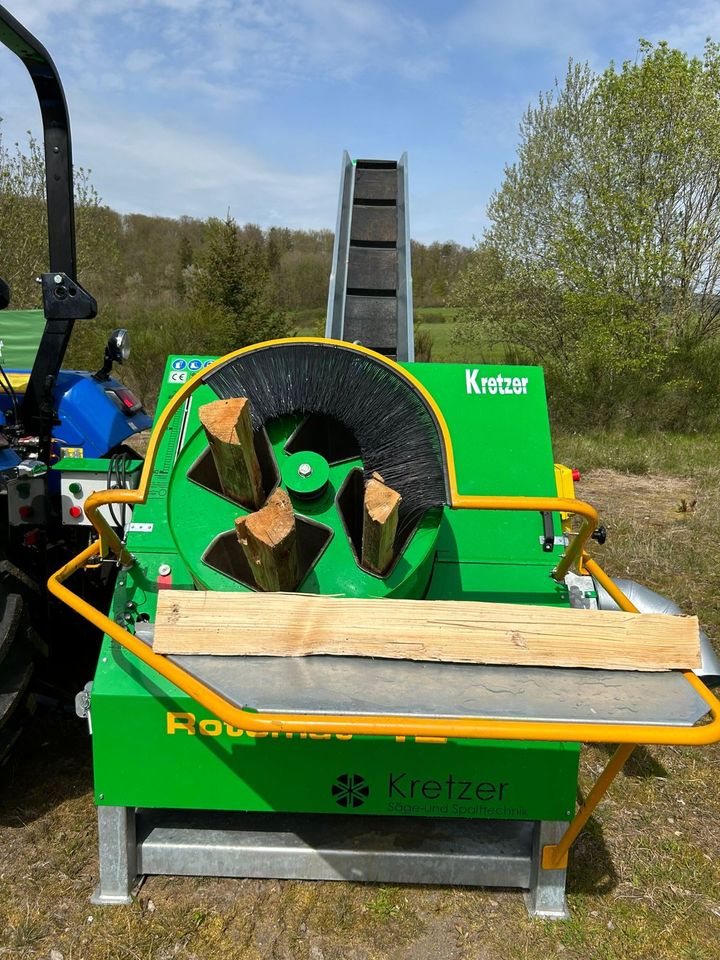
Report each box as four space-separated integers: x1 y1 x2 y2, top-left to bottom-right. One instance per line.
0 127 472 404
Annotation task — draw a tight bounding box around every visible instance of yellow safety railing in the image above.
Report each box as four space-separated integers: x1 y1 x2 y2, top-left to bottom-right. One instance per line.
47 338 720 871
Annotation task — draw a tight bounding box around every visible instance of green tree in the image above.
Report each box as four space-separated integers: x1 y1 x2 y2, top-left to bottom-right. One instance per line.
412 240 473 307
0 125 118 310
189 215 288 346
453 41 720 417
175 233 194 299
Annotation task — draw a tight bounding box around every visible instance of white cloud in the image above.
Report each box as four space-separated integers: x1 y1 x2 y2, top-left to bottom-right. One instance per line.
6 0 440 92
445 0 650 66
77 104 336 228
648 0 720 53
124 48 165 74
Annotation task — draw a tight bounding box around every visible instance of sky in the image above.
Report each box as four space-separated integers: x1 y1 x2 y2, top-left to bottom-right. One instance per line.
0 0 717 245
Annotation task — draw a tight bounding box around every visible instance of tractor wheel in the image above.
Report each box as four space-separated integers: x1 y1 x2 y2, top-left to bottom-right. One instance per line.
0 588 39 766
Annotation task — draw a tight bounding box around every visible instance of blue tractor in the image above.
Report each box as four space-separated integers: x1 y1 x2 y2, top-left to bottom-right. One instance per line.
0 6 152 758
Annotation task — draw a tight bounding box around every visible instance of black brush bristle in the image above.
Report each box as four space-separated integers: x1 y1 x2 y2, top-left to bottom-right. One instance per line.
203 342 449 535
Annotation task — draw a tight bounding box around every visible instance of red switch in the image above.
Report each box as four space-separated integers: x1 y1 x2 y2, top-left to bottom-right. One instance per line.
18 505 32 520
572 468 581 482
69 505 83 519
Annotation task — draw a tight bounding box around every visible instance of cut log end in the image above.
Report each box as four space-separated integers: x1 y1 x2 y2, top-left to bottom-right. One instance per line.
198 397 251 441
199 397 263 509
362 476 402 576
235 489 300 592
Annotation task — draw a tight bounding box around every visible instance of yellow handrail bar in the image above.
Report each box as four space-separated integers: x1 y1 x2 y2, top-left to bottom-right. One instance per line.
48 541 720 745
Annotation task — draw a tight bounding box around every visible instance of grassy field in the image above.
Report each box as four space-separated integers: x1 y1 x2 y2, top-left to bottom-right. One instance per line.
1 430 720 959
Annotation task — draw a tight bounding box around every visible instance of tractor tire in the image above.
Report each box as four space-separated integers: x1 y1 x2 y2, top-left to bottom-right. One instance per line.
0 588 38 766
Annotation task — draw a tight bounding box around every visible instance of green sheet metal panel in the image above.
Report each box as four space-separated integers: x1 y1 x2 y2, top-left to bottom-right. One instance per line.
426 561 569 606
51 457 143 473
92 352 580 821
406 362 561 567
91 639 579 822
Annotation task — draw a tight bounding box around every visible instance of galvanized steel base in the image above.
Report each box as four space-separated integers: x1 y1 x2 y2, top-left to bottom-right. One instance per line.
93 806 568 918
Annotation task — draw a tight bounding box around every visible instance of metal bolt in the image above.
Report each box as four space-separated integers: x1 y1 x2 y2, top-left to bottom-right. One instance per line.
298 462 313 478
99 793 104 800
125 601 137 611
102 657 108 663
158 563 172 577
54 274 63 284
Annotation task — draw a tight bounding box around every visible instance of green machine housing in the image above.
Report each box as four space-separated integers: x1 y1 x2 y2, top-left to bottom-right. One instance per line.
90 355 579 824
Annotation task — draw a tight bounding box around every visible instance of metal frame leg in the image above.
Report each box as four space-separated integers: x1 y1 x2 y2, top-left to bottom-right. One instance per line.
543 743 635 871
91 806 138 905
524 821 569 919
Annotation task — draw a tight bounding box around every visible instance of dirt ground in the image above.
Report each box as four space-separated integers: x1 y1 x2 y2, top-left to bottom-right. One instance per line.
1 458 720 960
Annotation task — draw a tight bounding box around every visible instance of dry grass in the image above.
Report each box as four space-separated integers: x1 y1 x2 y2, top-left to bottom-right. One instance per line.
1 430 720 959
556 431 720 638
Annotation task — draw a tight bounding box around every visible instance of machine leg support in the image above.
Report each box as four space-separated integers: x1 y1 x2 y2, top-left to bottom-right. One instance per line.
91 806 138 905
524 821 569 919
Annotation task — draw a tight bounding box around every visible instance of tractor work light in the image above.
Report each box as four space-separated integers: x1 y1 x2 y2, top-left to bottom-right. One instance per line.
108 328 131 363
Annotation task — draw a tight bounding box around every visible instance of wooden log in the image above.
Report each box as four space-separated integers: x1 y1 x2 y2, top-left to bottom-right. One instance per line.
153 591 701 672
235 489 300 592
362 472 402 575
198 398 263 509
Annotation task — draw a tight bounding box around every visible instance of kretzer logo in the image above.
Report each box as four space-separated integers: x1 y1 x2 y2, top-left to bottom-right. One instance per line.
466 369 529 396
332 773 370 808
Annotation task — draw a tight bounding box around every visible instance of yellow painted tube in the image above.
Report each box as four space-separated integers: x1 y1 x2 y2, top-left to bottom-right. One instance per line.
48 542 720 746
451 494 599 580
583 557 639 613
542 742 637 870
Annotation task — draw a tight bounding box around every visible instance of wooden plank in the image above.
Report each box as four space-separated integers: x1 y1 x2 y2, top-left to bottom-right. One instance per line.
235 489 300 592
198 397 263 509
153 592 701 671
362 473 401 575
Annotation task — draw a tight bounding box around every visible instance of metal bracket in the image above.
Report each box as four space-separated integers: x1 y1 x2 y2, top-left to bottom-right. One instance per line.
39 272 97 321
75 680 93 733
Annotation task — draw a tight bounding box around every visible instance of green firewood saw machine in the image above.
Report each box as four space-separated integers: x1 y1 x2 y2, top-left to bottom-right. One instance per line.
3 7 718 919
54 157 720 917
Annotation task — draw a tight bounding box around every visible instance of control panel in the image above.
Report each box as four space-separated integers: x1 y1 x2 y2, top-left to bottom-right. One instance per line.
54 457 142 528
8 475 47 526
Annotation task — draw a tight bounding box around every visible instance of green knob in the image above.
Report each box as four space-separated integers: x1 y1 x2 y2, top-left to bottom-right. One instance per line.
282 450 330 499
17 482 30 499
69 482 83 497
